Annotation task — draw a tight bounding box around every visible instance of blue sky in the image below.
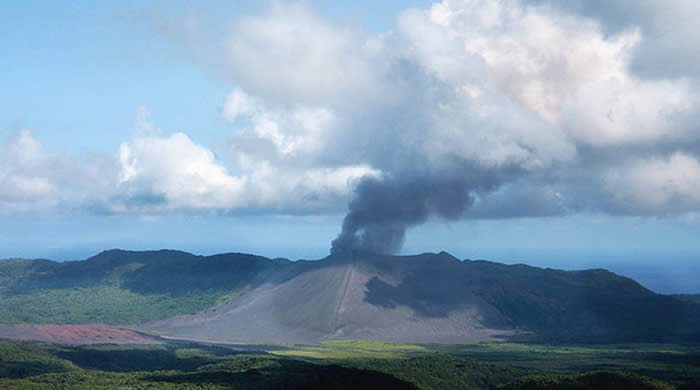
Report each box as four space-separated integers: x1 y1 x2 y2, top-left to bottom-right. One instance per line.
1 1 699 293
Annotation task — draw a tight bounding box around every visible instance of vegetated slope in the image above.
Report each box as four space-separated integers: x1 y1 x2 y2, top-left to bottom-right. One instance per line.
674 294 700 304
457 259 696 342
0 250 287 325
141 251 700 344
498 371 674 390
0 341 420 390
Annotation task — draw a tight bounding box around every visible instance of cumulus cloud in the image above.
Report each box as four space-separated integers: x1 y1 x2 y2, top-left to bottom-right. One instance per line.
3 0 700 254
0 130 76 212
213 0 699 252
115 133 246 211
531 0 700 78
0 119 376 216
110 123 376 214
224 3 385 106
400 0 696 146
221 88 259 122
605 152 700 215
221 88 380 212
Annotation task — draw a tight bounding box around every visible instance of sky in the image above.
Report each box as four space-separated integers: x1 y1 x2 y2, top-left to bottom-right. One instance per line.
1 0 699 293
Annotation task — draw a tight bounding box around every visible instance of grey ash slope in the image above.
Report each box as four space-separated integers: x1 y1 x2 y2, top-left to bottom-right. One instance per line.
140 252 511 344
139 251 699 344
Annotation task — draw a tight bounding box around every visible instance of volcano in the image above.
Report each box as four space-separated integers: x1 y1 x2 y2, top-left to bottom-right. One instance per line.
136 251 698 344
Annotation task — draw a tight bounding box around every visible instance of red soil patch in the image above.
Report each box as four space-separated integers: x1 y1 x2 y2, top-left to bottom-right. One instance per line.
0 324 161 345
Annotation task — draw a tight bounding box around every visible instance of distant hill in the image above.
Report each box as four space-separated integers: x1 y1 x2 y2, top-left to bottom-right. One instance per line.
1 250 698 344
0 250 286 325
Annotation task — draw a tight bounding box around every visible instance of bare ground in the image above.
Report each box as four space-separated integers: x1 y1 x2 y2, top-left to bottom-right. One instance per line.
0 324 162 345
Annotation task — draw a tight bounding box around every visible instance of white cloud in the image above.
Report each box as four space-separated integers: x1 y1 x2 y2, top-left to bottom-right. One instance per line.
241 162 380 212
606 152 700 214
0 105 379 216
224 89 334 163
249 1 699 218
115 133 247 211
221 88 259 122
0 130 68 212
224 3 384 106
185 0 700 217
533 0 700 78
400 0 697 147
3 0 700 221
111 109 378 213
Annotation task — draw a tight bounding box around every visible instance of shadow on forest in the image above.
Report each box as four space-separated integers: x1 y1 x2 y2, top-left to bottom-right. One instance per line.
0 359 72 379
55 345 250 372
146 359 418 390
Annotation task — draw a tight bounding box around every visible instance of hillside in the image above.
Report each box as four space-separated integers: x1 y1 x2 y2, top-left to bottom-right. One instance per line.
0 250 287 325
1 249 698 344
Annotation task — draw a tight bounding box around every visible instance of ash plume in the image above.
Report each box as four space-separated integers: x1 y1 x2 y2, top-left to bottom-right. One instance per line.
331 174 500 254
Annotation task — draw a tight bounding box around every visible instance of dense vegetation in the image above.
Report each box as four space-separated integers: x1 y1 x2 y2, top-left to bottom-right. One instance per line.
499 371 675 390
675 294 700 305
361 253 699 343
0 250 285 325
272 340 700 388
1 340 697 389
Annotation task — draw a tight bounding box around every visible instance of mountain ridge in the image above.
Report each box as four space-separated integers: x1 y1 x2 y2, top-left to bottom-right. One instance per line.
1 249 698 344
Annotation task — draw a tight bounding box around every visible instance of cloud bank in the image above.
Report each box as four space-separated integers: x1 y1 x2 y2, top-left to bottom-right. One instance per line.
3 0 700 252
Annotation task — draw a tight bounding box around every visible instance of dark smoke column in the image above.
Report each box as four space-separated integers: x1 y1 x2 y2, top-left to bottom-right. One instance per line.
331 176 479 254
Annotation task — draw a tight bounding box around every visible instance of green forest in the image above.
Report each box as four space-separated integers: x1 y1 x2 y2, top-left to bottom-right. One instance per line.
0 340 698 389
0 251 279 325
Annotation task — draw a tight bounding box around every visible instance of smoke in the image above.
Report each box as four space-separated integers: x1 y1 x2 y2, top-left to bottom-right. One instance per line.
165 0 700 253
331 172 504 254
7 1 697 249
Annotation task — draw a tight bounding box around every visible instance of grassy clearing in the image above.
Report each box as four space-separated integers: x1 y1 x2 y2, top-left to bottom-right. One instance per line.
268 339 429 359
